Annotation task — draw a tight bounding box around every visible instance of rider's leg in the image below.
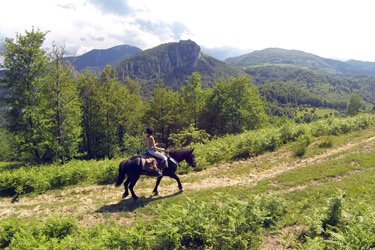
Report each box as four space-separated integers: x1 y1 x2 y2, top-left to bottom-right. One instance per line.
151 159 163 176
160 159 168 169
148 150 168 169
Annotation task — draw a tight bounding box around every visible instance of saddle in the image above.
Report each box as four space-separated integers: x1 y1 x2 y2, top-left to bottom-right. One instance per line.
140 151 165 175
140 151 178 175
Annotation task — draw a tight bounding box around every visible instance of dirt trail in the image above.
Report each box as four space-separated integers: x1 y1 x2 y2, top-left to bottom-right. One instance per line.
1 135 375 225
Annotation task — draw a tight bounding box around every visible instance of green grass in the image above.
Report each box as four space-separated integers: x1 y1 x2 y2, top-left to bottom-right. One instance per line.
296 107 338 119
2 115 375 248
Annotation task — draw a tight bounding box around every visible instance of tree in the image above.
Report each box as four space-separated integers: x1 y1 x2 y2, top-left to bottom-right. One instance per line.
346 94 362 116
43 43 82 164
1 28 49 164
181 72 204 129
200 75 267 135
96 65 121 158
78 70 99 159
79 66 144 159
117 77 144 154
144 81 182 147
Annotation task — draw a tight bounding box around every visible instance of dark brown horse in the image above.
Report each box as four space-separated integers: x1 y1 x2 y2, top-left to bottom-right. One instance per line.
115 149 197 200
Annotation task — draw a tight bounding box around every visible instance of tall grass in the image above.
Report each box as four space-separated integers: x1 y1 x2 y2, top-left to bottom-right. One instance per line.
0 195 286 249
0 159 118 196
194 114 374 166
0 114 373 197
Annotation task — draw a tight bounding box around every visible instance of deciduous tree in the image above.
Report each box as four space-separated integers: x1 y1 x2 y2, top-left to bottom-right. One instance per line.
43 43 82 164
200 75 266 135
1 28 49 164
346 94 362 116
144 81 182 147
181 72 204 129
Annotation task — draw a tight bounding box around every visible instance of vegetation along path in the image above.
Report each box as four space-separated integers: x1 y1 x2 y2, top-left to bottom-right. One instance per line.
1 130 374 229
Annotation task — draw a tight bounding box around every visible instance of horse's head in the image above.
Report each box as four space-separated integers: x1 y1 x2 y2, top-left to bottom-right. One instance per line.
168 148 197 168
186 148 197 168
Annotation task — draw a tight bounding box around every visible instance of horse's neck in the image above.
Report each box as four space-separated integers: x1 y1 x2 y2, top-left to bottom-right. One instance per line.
168 150 184 162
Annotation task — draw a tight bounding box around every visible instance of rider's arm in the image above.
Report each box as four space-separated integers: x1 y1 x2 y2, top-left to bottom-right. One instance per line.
151 136 165 151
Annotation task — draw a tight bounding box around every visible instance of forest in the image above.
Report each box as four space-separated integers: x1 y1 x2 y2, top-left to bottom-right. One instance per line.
0 29 368 165
0 28 269 165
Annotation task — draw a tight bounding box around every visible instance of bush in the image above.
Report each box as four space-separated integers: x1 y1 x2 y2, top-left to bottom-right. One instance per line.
304 191 375 249
0 195 286 249
153 195 286 249
293 136 310 158
195 114 373 167
42 215 78 239
318 138 333 148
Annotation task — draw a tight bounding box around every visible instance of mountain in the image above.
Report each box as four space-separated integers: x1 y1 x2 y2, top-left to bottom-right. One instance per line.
64 44 142 73
346 59 375 73
225 48 375 76
245 64 350 107
116 40 242 94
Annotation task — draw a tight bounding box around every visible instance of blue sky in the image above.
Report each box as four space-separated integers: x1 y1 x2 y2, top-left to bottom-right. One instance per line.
1 0 375 61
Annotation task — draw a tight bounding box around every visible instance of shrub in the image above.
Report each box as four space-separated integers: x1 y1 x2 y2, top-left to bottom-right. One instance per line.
293 136 310 157
318 138 333 148
304 192 375 249
42 215 78 239
152 195 286 249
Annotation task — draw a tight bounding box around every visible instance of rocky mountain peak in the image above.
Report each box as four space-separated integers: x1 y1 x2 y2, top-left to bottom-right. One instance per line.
166 39 202 68
117 40 202 80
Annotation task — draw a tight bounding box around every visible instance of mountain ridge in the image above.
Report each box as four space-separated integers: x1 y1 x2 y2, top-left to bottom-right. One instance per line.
63 44 142 73
225 48 375 76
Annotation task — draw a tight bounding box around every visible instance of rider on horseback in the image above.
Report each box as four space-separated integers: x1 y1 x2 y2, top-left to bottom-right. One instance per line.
145 127 168 174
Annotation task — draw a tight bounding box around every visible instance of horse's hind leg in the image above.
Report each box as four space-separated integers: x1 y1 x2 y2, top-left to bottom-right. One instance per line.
122 177 131 199
129 176 140 200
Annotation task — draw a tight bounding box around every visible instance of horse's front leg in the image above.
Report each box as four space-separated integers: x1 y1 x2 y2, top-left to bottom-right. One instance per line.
169 173 183 192
152 176 163 196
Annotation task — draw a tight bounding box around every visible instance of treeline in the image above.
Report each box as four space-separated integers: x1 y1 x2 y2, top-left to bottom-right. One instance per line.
0 28 266 164
243 64 375 110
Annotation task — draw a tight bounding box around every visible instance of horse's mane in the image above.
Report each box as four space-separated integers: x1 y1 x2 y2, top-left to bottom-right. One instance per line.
168 148 192 161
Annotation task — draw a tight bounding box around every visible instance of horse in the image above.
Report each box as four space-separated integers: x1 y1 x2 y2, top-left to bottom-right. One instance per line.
115 148 197 200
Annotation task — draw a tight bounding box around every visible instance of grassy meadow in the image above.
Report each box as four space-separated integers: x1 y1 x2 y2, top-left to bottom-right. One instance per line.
1 114 375 249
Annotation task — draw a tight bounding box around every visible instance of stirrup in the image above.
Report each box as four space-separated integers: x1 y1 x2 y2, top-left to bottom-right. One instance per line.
157 169 163 177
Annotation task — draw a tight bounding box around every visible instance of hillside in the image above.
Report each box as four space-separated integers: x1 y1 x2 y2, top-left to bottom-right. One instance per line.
116 40 242 94
64 44 142 74
225 48 375 76
243 64 375 109
1 116 375 248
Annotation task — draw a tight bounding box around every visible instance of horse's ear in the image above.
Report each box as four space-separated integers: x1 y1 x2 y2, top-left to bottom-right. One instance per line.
191 148 194 152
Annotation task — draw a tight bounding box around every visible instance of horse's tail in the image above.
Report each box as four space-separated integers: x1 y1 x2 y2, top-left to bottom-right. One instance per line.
115 160 128 187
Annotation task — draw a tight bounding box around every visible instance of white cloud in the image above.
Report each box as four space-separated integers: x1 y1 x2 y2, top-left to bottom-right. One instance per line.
1 0 375 61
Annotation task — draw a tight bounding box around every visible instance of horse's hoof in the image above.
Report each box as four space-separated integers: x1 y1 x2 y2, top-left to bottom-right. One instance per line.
179 188 183 192
153 192 159 196
133 196 139 201
122 193 128 199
